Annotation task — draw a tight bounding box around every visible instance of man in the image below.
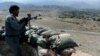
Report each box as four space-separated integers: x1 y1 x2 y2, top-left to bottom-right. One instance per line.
5 5 28 56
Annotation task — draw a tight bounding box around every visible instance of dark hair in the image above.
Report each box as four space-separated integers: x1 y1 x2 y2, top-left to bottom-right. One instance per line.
9 5 20 13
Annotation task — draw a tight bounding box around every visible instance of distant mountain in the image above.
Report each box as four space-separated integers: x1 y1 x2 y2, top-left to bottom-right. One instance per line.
0 1 100 10
0 2 73 11
68 1 100 10
0 2 25 10
32 0 66 6
34 1 100 10
0 2 41 10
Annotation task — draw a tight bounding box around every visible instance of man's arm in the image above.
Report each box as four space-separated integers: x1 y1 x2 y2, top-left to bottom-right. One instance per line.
7 17 25 31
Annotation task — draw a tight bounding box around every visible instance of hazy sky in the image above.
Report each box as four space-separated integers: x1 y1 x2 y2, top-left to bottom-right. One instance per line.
0 0 100 3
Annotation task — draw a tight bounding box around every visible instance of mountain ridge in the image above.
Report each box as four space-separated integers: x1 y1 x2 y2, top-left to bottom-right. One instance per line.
0 1 100 10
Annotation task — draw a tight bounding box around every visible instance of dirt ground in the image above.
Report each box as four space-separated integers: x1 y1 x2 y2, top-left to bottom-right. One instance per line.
0 11 100 56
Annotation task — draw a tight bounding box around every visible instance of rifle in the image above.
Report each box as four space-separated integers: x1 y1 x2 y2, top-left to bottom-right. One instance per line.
27 14 39 56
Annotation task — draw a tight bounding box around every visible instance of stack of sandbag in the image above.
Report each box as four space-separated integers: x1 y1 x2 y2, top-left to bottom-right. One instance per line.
49 33 78 51
25 26 78 51
25 26 47 47
37 30 78 51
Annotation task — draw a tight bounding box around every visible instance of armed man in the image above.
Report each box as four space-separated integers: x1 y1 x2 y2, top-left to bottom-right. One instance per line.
5 5 30 56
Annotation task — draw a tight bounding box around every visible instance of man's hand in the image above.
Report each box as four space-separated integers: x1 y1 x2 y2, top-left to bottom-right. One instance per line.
19 17 30 25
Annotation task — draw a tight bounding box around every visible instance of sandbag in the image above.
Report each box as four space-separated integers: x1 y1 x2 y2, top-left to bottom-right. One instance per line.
29 34 40 47
37 36 49 48
49 33 78 51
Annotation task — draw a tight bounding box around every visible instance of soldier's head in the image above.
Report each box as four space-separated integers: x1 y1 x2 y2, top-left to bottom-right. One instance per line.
9 5 20 17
